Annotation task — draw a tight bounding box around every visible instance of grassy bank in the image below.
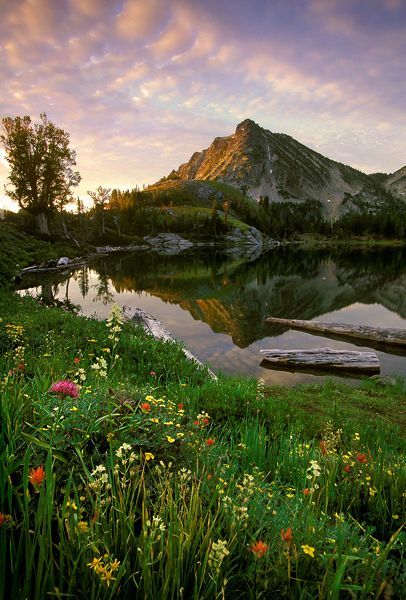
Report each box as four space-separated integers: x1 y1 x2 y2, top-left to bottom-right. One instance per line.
0 291 405 598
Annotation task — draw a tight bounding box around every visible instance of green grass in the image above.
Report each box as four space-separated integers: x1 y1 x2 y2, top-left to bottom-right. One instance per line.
0 221 82 283
0 291 405 599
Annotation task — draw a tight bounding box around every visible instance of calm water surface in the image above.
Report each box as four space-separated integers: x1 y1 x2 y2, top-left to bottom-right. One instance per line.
19 246 406 385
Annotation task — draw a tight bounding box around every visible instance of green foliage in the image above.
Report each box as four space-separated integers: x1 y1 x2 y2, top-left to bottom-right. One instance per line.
0 292 405 598
0 114 80 234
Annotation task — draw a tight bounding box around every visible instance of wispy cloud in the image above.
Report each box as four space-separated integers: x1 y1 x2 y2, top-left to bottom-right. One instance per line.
1 0 405 209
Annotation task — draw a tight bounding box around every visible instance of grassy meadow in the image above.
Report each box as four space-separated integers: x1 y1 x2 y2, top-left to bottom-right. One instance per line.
0 290 405 599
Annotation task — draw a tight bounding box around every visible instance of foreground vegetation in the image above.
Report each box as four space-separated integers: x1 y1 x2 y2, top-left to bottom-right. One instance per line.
0 291 405 599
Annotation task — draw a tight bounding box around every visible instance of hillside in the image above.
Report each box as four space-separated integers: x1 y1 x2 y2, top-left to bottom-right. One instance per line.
163 119 404 220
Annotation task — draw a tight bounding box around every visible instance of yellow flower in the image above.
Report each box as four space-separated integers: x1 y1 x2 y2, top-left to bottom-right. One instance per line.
180 383 187 387
101 570 116 587
110 559 121 571
145 395 155 401
164 421 174 426
87 557 103 570
149 418 159 423
144 452 155 461
106 432 115 443
77 521 89 533
301 545 316 558
392 514 399 520
66 501 77 510
166 436 175 443
70 406 78 412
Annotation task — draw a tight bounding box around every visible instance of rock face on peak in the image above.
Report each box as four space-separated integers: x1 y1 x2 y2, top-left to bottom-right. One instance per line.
385 166 406 201
166 119 403 220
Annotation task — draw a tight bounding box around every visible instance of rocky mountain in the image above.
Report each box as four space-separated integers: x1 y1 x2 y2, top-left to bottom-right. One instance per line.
165 119 404 220
384 166 406 201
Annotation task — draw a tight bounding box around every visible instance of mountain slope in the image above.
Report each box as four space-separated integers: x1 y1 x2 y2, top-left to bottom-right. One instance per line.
165 119 402 220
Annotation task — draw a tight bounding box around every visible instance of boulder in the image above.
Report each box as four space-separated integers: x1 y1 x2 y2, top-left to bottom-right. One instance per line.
57 257 70 266
144 234 194 255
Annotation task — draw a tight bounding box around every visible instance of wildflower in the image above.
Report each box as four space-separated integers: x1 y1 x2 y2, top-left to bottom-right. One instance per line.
178 403 184 410
208 539 230 571
87 557 103 571
250 540 268 558
281 527 293 544
110 559 121 571
206 438 215 447
106 432 115 443
77 521 89 533
29 465 45 488
344 464 351 473
144 452 155 461
49 380 79 398
319 440 327 455
356 453 368 464
101 570 116 587
74 357 80 364
149 371 156 376
301 544 316 557
303 488 312 495
166 436 175 443
0 513 12 528
141 402 151 412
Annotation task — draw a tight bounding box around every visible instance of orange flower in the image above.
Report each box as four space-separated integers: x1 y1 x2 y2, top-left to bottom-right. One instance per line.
0 513 5 527
319 440 327 455
303 488 311 495
141 402 151 412
178 403 184 410
251 540 268 558
344 464 351 473
29 465 45 488
281 527 293 544
206 438 215 447
74 357 80 364
356 453 367 464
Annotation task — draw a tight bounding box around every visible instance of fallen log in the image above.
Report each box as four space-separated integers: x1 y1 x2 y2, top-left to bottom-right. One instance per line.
122 305 217 380
260 348 380 374
265 317 406 351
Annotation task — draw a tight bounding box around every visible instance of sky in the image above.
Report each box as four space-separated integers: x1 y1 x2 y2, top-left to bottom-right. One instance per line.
0 0 405 211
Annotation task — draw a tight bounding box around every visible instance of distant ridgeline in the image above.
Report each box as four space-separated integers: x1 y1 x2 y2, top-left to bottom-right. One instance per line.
107 119 405 239
3 119 405 241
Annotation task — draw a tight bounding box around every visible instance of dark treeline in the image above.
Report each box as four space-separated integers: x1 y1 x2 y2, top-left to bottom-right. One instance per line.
2 184 405 244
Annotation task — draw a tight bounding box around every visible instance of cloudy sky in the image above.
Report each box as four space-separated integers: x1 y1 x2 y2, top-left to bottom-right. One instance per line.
1 0 405 210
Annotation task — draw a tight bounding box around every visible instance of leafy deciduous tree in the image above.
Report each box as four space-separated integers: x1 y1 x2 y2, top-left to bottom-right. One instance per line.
0 113 81 234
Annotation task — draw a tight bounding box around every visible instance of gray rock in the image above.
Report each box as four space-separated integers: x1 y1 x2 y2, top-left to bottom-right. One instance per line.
144 234 194 255
369 375 397 386
57 257 70 266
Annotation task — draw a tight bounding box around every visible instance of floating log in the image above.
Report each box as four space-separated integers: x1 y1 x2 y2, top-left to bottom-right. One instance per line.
122 305 217 380
265 317 406 351
260 348 380 374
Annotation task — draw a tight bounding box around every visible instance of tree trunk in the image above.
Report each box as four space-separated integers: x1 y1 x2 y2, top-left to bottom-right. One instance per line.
36 212 49 235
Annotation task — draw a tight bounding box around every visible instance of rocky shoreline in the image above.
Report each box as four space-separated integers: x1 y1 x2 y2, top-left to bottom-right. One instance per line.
18 228 280 277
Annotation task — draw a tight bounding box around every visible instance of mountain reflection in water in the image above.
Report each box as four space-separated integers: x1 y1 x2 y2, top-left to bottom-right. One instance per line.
19 246 406 385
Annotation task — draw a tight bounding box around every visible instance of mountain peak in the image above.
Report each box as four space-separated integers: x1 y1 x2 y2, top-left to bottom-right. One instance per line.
235 118 261 135
163 119 400 219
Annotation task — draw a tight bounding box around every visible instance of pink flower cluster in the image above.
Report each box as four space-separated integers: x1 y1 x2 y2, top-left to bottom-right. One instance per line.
49 380 79 398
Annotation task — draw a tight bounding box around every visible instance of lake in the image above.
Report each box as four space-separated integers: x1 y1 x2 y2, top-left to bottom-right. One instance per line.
18 245 406 385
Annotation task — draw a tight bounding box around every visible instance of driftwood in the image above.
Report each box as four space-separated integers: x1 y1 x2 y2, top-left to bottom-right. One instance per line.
265 317 406 352
260 348 380 375
122 305 217 380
